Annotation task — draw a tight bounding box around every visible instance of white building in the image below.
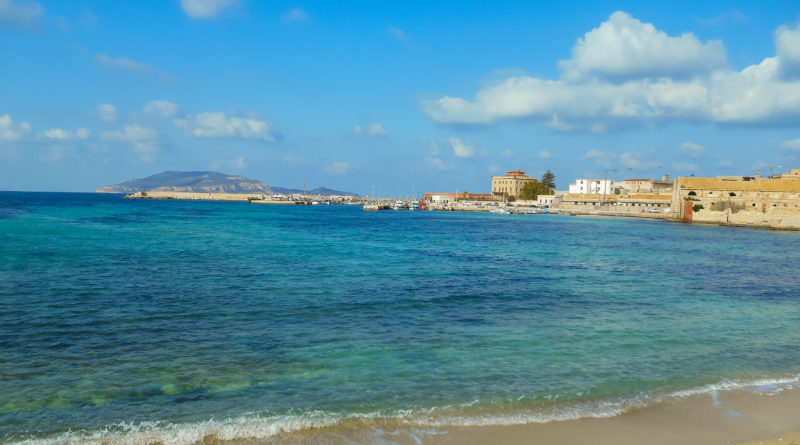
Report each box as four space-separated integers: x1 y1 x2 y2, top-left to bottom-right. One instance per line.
568 179 615 195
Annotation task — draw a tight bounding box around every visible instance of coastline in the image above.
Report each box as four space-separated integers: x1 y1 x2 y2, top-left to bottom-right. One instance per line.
259 384 800 445
18 378 800 445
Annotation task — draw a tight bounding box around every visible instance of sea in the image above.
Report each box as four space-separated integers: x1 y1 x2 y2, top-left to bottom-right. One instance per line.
1 191 799 444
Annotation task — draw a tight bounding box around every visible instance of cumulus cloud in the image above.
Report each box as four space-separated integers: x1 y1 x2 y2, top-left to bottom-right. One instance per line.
94 53 176 82
281 8 308 23
538 150 551 159
0 0 42 30
177 111 275 141
41 128 90 140
680 141 705 157
211 157 246 170
560 11 725 81
781 138 800 151
388 27 408 40
42 128 71 140
97 103 116 122
583 148 659 169
0 114 32 141
325 161 351 175
102 124 159 160
449 137 474 158
181 0 236 19
425 157 449 171
143 100 179 118
422 12 800 131
672 160 698 172
367 123 385 136
775 24 800 75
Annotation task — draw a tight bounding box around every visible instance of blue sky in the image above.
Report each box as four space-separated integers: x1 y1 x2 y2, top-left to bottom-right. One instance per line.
2 0 800 194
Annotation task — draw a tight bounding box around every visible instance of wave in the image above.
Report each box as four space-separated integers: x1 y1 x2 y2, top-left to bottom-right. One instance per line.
8 374 800 445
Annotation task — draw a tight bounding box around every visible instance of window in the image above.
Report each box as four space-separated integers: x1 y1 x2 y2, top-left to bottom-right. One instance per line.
729 192 736 197
688 191 697 196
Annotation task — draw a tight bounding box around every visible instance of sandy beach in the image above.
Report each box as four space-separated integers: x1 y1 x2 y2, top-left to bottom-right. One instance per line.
259 386 800 445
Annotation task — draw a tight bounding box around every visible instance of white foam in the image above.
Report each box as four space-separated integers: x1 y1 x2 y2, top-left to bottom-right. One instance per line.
10 374 800 444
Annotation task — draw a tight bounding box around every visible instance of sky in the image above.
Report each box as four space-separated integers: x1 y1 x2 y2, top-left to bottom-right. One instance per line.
2 0 800 195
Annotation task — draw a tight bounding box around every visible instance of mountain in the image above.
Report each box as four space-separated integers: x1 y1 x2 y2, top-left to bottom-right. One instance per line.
96 171 360 196
96 171 273 194
271 186 360 197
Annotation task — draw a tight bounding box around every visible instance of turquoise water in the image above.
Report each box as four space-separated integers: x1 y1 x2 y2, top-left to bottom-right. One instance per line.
1 192 800 443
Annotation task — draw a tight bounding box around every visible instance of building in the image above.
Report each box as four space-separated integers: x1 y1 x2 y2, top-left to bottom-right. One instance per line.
775 169 800 181
618 175 673 194
568 178 615 195
423 192 494 203
491 170 537 199
671 173 800 229
561 193 672 214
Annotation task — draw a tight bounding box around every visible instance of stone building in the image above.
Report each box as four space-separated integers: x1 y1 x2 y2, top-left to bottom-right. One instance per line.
491 170 536 199
671 175 800 229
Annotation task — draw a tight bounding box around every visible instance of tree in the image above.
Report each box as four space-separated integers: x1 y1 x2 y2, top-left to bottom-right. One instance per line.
541 170 556 191
519 180 551 200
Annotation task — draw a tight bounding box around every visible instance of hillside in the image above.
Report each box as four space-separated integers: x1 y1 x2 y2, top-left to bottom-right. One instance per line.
271 186 360 197
97 171 359 196
96 171 274 194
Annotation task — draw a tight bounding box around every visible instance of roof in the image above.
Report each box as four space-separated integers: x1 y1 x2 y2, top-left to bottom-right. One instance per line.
677 177 800 192
623 178 654 182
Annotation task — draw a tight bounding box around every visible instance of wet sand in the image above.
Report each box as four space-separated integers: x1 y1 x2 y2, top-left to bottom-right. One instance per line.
261 387 800 444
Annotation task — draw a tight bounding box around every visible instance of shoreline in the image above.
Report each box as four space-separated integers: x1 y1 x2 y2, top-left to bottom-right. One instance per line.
16 378 800 445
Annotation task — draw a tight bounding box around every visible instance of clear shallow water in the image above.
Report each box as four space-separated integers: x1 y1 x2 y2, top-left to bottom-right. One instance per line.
1 192 800 443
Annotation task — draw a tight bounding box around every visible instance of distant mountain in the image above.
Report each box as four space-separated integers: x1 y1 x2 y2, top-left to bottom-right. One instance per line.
96 171 273 194
96 171 360 196
271 186 360 197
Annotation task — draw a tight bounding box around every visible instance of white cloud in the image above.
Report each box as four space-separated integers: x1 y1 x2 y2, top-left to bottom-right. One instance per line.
368 123 385 136
39 145 68 163
353 125 362 135
422 12 800 130
211 157 246 170
0 114 31 141
388 27 408 40
781 138 800 151
102 124 159 160
0 0 42 30
179 111 275 141
672 161 698 172
538 150 551 159
102 124 157 142
559 11 726 81
680 141 705 157
143 100 179 118
43 128 72 140
775 24 800 67
325 161 351 175
282 8 308 23
94 53 175 82
181 0 236 19
582 148 658 170
429 138 439 155
449 137 474 158
425 157 449 170
97 103 117 122
75 128 90 139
